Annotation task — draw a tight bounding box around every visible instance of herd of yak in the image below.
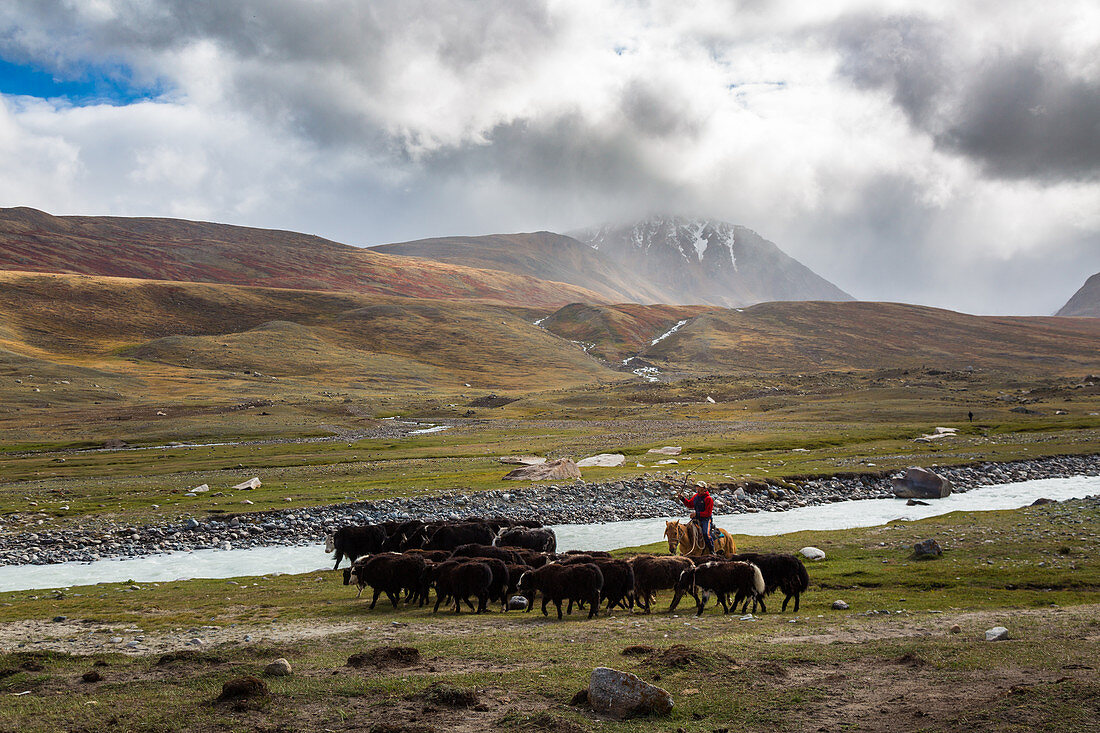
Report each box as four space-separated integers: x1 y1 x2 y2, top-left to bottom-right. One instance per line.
325 517 810 619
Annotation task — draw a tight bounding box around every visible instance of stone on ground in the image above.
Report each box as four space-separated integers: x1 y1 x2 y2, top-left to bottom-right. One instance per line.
507 595 529 611
912 538 943 559
232 477 262 490
647 446 682 455
800 546 826 560
891 467 952 499
264 658 292 676
985 626 1009 641
502 457 581 481
832 600 849 610
587 667 674 719
576 453 626 468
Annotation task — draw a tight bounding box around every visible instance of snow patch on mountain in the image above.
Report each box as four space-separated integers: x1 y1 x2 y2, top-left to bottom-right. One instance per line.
569 215 853 308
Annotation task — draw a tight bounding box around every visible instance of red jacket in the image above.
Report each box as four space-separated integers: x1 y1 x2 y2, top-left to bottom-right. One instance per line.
682 491 713 519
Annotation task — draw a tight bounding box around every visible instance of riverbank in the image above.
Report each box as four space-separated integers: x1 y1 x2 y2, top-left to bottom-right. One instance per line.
1 453 1098 566
1 498 1098 733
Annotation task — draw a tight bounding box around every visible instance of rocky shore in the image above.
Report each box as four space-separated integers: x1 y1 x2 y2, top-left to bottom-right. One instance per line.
2 453 1098 567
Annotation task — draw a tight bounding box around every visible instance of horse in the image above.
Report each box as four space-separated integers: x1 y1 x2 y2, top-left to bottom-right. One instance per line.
664 520 737 558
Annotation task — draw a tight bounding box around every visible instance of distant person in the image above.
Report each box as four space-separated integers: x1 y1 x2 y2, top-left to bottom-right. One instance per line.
677 482 714 555
968 411 974 422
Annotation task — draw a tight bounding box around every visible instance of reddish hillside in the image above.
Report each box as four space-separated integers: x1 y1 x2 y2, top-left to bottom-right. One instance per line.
0 207 608 309
373 232 669 304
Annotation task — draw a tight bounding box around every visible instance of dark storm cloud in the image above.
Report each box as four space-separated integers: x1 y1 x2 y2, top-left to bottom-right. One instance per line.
938 54 1100 181
834 15 949 127
427 112 683 201
833 14 1100 182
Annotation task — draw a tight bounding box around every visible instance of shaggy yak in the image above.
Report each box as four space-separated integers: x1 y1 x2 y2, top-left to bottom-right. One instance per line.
677 561 765 616
630 554 697 613
496 527 557 553
346 552 427 609
422 522 497 551
449 543 522 564
516 562 603 619
430 560 494 614
325 524 387 569
558 555 635 612
728 552 811 613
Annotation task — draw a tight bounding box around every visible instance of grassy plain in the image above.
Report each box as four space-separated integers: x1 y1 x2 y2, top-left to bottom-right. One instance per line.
0 268 1097 729
0 501 1097 732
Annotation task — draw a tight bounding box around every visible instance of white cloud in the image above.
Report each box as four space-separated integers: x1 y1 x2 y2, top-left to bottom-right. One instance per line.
0 0 1096 314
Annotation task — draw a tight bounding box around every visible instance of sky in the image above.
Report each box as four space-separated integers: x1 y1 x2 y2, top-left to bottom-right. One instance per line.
0 1 1098 316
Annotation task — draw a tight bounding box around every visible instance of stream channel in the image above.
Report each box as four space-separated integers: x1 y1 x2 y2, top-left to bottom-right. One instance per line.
1 474 1096 592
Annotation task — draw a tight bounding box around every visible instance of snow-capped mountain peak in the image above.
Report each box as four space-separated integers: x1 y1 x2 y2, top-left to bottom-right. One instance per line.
569 216 852 308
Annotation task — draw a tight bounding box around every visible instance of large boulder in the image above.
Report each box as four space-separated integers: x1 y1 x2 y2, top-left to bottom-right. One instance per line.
891 467 951 499
647 446 682 456
587 667 673 719
502 458 581 481
577 453 626 468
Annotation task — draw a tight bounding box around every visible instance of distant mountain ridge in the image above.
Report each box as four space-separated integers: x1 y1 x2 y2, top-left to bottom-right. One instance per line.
0 207 609 309
372 231 668 304
1056 273 1100 317
569 216 853 308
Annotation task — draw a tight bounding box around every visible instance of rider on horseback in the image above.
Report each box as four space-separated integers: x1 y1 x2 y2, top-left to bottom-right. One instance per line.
677 482 714 555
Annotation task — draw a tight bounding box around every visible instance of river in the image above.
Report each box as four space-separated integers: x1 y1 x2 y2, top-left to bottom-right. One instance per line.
0 474 1096 592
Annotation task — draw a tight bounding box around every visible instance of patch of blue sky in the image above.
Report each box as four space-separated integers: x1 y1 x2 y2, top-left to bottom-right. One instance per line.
0 57 168 106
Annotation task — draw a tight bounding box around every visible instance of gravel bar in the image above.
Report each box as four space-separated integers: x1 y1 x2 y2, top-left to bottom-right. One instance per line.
1 453 1098 567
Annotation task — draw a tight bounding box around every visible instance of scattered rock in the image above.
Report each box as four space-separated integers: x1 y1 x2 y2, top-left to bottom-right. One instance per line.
654 459 679 466
502 458 581 482
647 446 682 456
507 595 529 611
912 539 943 559
950 624 962 634
906 499 929 506
832 600 849 610
891 467 952 499
985 626 1009 641
232 477 262 490
1031 497 1056 506
588 666 674 719
576 453 626 468
263 658 292 676
800 546 826 560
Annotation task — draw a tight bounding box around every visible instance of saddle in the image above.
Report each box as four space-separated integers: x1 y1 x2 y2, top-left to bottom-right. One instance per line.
688 519 719 546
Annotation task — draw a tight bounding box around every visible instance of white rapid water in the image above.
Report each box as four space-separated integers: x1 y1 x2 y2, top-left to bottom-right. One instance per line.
1 475 1096 592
